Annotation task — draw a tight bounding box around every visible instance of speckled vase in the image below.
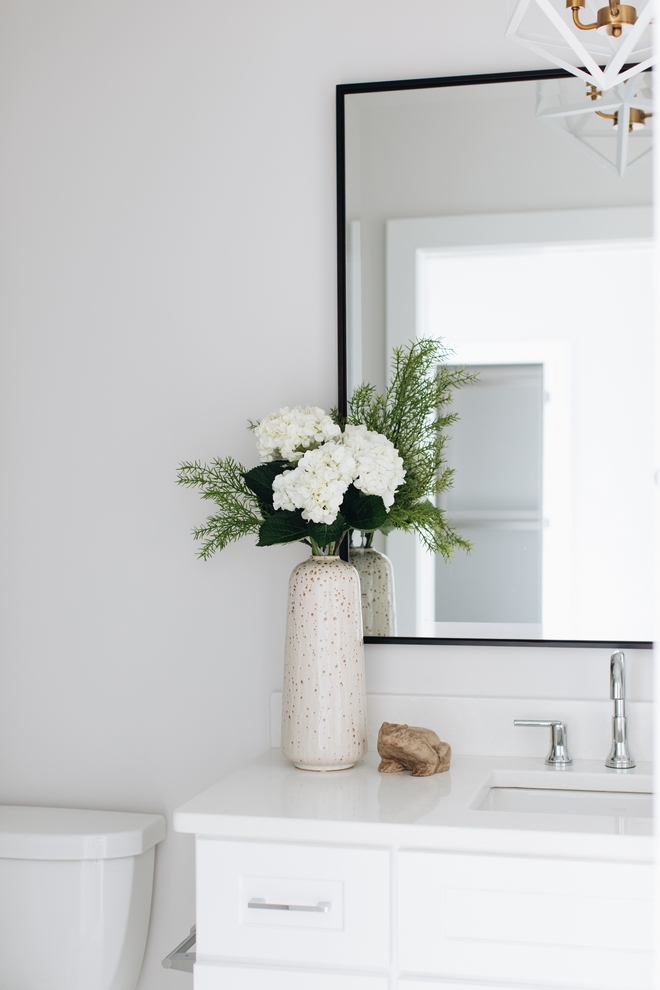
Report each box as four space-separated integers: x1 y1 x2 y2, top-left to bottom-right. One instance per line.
349 547 397 637
281 555 367 772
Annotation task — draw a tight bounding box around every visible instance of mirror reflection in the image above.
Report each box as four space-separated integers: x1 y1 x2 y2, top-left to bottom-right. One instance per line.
341 73 654 644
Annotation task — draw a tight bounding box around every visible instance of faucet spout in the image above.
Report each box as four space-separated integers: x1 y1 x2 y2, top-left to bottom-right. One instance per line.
610 649 625 700
606 650 635 769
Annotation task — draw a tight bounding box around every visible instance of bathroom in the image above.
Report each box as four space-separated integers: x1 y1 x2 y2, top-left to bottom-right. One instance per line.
0 2 656 989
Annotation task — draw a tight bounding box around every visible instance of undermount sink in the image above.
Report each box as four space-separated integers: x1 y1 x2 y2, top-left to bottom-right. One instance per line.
470 768 653 829
476 786 653 818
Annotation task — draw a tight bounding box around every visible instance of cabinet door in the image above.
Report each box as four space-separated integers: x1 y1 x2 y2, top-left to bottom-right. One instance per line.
196 839 390 969
398 851 652 990
194 962 388 990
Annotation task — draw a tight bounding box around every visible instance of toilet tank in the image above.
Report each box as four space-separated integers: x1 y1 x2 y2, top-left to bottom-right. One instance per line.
0 806 166 990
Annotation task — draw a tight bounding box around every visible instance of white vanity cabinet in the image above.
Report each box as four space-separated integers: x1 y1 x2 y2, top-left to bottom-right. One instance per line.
398 851 652 990
173 751 653 990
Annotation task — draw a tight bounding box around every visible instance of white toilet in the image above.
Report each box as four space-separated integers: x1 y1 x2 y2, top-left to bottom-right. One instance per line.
0 805 166 990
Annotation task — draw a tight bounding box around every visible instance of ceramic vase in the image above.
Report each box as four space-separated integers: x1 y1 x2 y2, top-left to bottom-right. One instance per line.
349 547 397 637
281 555 367 771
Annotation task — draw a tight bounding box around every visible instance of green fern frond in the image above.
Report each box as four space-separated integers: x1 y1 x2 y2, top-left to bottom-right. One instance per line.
177 457 263 559
348 339 476 557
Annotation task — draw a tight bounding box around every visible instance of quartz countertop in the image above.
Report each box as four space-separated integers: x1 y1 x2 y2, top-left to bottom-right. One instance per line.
174 749 653 862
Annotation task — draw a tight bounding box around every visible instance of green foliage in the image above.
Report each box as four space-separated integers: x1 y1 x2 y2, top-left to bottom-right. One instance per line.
347 338 477 559
242 461 289 514
178 344 473 561
178 457 389 558
177 457 264 560
340 484 387 532
307 515 348 551
256 484 387 552
257 508 309 547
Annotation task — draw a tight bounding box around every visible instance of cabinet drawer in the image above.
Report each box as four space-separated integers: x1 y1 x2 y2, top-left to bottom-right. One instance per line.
196 839 390 969
398 851 653 990
194 962 388 990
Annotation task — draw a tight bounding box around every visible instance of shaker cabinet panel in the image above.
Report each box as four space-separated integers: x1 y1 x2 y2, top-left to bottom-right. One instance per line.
194 962 388 990
196 839 390 969
398 851 653 990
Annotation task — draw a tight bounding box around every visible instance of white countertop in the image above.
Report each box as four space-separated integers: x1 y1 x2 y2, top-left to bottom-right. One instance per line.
174 749 653 862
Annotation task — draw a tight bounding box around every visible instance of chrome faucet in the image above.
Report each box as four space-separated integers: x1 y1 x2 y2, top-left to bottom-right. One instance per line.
606 650 635 769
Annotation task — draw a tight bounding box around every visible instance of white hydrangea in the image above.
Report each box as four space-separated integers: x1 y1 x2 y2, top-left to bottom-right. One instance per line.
341 424 406 509
253 406 341 463
272 443 357 525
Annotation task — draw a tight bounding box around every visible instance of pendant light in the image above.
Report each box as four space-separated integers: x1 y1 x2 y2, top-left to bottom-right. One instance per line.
536 73 653 176
506 0 655 90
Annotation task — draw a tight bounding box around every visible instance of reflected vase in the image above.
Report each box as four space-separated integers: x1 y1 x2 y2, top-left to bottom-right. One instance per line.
281 555 367 771
349 547 397 637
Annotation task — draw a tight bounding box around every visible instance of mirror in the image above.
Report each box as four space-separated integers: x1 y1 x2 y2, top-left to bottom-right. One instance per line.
337 70 654 648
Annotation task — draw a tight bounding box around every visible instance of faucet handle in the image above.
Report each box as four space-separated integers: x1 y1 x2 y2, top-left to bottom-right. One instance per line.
514 720 573 766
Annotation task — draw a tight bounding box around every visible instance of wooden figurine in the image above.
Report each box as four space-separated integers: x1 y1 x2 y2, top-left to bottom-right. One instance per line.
377 721 451 776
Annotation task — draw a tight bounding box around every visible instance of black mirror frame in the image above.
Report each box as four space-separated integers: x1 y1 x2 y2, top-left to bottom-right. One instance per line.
336 68 653 650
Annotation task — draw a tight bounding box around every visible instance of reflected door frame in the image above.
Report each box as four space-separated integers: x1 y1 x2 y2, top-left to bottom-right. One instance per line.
413 335 571 640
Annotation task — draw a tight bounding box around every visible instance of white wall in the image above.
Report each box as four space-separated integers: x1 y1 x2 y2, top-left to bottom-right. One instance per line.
0 3 653 990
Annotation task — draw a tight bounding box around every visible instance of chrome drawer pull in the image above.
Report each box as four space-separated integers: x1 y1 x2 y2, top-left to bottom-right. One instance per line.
248 897 331 913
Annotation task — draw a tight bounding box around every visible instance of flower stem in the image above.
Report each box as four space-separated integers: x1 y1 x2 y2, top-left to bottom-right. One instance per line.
309 537 336 556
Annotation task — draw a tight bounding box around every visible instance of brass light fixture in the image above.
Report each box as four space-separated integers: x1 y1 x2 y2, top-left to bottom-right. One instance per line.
568 0 637 37
506 0 655 91
586 79 652 129
595 106 652 128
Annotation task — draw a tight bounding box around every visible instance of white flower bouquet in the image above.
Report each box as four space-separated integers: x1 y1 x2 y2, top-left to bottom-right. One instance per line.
177 406 405 557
